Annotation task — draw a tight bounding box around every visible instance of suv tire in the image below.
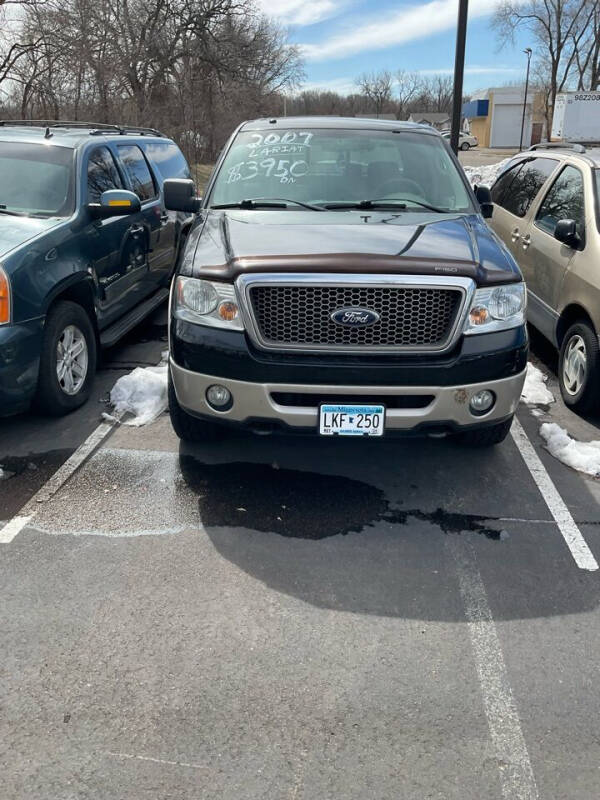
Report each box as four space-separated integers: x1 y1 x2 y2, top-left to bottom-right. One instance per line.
168 371 225 442
34 301 97 416
456 416 513 447
559 320 600 414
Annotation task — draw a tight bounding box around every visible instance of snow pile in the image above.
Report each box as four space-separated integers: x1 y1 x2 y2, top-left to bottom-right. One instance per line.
109 363 168 426
540 423 600 477
463 158 511 188
521 362 555 406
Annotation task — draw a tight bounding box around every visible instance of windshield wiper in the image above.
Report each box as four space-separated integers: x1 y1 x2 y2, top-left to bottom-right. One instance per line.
211 197 324 211
0 207 25 216
323 198 450 212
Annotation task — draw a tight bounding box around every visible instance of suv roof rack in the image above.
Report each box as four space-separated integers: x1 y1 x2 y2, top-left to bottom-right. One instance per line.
0 119 164 137
528 141 586 153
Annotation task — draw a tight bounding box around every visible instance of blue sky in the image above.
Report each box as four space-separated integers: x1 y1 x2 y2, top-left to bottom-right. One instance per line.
257 0 532 96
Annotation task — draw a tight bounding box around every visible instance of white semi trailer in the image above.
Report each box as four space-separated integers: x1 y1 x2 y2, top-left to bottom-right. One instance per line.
552 92 600 143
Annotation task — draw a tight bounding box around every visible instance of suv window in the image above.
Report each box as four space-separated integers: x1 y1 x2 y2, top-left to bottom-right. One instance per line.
87 146 123 203
493 157 557 217
536 165 586 240
144 142 191 180
491 161 524 206
117 144 157 202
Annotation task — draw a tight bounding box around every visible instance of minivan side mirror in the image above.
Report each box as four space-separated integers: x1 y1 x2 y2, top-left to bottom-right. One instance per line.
474 184 493 219
89 189 141 219
163 178 202 213
554 218 581 249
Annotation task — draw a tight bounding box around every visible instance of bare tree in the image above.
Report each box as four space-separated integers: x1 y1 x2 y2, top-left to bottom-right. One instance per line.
356 69 393 117
493 0 598 129
395 69 420 119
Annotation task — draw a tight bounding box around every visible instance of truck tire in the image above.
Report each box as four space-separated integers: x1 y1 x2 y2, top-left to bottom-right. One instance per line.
33 300 97 416
559 320 600 414
168 371 224 442
456 416 513 447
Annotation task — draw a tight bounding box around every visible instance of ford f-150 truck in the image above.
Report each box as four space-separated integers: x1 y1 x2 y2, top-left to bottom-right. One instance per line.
164 117 527 446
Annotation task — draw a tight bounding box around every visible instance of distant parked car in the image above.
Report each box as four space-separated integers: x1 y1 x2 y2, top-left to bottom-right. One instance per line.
487 142 600 412
441 130 478 150
0 121 192 416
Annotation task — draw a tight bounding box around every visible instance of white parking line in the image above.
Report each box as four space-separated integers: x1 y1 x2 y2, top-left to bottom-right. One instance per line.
449 537 539 800
0 412 123 544
511 417 598 571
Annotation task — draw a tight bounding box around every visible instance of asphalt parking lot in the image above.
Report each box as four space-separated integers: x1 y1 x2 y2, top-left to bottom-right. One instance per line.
3 305 600 799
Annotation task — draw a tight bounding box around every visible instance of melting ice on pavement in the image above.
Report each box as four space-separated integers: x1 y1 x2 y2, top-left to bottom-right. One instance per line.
540 423 600 477
109 364 168 426
521 363 555 406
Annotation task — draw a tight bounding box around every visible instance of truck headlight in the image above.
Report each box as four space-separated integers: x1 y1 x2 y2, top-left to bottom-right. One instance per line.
173 277 244 330
464 282 526 334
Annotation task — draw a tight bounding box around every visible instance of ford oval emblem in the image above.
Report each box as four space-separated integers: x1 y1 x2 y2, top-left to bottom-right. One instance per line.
330 307 380 327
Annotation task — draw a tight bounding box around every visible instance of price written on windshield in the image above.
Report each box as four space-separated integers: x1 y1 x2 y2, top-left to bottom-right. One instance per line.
226 157 309 185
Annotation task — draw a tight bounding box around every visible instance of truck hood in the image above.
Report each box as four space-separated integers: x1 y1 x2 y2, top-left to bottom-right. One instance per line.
0 215 63 260
189 210 521 286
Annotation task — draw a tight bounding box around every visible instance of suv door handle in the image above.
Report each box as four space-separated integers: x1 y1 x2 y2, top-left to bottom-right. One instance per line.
521 234 531 250
129 224 144 236
160 212 169 223
511 226 520 242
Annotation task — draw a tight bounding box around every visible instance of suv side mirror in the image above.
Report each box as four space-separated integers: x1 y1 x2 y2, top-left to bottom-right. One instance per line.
89 189 141 219
163 179 202 213
474 184 493 219
554 218 581 249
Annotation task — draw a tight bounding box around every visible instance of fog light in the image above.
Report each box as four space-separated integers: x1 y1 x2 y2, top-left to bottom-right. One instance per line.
469 389 495 415
206 384 232 410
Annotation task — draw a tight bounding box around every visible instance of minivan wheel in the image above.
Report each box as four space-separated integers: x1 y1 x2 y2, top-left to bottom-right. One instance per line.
460 141 470 150
559 321 600 413
34 301 97 416
168 371 225 442
456 416 513 447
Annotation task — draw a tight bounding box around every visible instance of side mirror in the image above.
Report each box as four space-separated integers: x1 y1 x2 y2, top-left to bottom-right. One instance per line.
474 184 493 219
554 218 581 249
163 178 202 213
89 189 141 219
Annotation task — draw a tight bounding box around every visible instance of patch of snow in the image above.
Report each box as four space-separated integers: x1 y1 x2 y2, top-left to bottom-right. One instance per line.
540 422 600 477
161 349 169 363
101 412 120 424
109 364 168 426
521 362 555 406
463 158 511 188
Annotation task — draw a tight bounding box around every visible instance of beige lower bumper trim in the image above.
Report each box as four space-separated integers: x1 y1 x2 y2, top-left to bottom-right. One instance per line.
170 361 526 431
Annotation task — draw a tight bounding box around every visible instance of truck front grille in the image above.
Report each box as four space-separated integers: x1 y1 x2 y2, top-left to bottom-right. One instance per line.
248 284 463 351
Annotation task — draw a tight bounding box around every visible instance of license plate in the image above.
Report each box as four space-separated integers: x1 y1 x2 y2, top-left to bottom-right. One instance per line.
319 404 385 437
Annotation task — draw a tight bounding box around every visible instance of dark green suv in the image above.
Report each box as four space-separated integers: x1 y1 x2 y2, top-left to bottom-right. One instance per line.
0 121 192 416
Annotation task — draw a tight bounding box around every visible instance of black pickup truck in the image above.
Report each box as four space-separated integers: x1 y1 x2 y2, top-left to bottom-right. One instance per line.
164 117 527 446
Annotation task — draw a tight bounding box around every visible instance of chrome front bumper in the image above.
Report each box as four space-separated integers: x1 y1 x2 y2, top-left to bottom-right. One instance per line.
170 360 526 432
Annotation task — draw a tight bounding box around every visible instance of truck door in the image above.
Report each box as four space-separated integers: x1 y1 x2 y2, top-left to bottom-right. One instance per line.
84 145 150 328
116 144 176 288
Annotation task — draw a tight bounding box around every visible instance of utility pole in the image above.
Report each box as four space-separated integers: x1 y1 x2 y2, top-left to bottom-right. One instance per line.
519 48 532 150
450 0 468 155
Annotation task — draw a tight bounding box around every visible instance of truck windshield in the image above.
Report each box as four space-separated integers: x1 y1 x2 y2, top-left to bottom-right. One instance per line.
0 142 75 217
209 128 473 213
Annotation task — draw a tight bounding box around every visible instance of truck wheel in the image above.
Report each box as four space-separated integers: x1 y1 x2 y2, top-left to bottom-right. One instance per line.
460 141 470 150
168 371 224 442
456 417 513 447
33 301 97 416
559 320 600 414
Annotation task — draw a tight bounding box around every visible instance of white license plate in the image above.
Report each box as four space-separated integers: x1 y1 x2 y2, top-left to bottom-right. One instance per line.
319 404 385 437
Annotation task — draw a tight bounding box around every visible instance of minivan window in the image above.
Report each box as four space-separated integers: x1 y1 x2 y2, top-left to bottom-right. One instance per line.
536 165 585 240
87 146 123 203
144 142 191 180
495 157 558 218
117 144 156 202
0 142 74 217
209 129 474 212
